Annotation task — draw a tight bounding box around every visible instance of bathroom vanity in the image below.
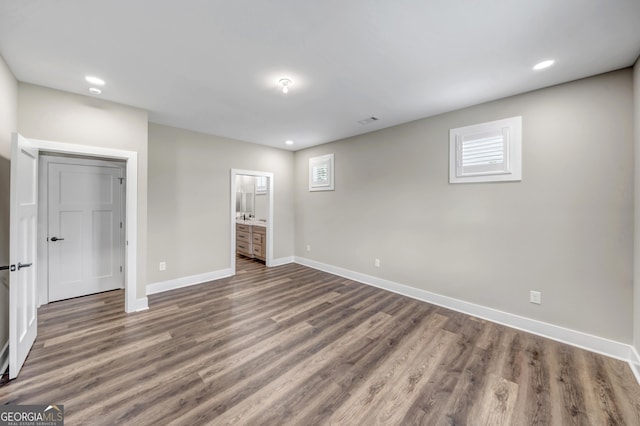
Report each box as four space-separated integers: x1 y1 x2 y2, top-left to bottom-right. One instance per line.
236 221 266 261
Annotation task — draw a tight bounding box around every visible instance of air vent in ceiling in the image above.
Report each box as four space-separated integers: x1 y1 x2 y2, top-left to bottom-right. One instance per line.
357 116 380 125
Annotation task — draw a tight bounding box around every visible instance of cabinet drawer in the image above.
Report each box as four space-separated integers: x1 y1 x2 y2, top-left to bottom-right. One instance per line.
253 244 264 257
237 231 251 242
252 233 263 245
252 225 266 235
237 242 252 255
236 224 251 233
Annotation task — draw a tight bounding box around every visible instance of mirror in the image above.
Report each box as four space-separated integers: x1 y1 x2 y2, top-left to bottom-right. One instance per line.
236 175 255 218
238 191 254 215
236 175 268 221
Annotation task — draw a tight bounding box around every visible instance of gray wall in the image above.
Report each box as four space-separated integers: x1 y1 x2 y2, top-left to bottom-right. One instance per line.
634 58 640 353
295 69 634 343
17 83 149 299
147 123 294 284
0 55 17 352
0 56 17 159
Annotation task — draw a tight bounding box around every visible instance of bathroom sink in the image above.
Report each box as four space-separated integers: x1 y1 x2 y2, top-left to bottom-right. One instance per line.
236 219 266 227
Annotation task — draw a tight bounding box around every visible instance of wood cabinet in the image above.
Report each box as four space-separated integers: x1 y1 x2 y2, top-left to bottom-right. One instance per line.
252 226 266 260
236 223 266 261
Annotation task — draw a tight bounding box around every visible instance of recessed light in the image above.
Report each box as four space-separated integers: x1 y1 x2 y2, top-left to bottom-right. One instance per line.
533 60 555 71
85 75 105 85
89 87 102 95
285 140 294 145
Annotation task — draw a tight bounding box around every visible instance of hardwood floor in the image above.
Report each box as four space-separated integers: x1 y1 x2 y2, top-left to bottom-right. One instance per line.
2 256 640 425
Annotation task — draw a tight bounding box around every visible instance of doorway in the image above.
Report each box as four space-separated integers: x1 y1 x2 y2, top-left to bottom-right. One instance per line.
16 136 139 313
38 154 126 304
230 169 274 276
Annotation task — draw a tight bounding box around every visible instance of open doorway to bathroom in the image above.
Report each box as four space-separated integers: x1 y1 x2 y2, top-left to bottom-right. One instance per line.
230 169 274 276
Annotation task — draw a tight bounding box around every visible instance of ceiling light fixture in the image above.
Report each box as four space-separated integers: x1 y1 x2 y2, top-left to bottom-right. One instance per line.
285 140 294 145
89 87 102 95
533 60 555 71
85 75 105 85
279 78 292 94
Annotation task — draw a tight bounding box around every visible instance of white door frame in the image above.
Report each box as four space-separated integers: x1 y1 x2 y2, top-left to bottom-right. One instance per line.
230 169 274 275
37 155 126 305
28 138 138 313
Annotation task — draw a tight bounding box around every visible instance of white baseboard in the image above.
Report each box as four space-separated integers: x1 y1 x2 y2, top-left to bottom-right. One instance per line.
126 296 148 313
134 297 149 312
147 268 233 295
631 347 640 384
294 256 640 380
0 339 8 376
271 256 294 267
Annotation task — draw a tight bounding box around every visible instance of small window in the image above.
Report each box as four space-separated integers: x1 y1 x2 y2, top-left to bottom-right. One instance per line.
255 176 267 194
449 116 522 183
309 154 334 191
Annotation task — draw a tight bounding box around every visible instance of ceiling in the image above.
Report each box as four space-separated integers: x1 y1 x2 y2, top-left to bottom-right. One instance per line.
1 1 639 151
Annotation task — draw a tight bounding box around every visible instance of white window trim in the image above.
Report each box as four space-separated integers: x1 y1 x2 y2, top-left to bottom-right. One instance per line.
309 153 335 191
449 116 522 183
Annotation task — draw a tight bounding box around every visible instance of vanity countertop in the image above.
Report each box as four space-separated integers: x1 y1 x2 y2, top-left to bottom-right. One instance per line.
236 219 266 227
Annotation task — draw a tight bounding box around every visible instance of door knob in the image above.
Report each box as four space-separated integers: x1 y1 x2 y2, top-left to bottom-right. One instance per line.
17 262 32 270
50 237 65 242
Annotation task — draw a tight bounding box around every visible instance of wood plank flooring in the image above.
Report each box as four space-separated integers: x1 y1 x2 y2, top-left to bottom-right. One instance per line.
2 256 640 425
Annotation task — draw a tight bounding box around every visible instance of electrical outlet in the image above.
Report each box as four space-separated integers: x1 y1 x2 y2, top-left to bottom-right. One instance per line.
374 258 381 268
159 261 166 271
306 245 311 252
530 290 541 305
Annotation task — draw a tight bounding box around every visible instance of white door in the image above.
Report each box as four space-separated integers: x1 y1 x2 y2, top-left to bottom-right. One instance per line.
47 161 124 302
9 134 38 379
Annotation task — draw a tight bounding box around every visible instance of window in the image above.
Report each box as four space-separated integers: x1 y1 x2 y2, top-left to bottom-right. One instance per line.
255 176 267 194
309 153 334 191
449 116 522 183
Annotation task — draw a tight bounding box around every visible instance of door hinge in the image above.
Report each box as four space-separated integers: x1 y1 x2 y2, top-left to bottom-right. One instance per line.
120 266 123 273
120 222 123 229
